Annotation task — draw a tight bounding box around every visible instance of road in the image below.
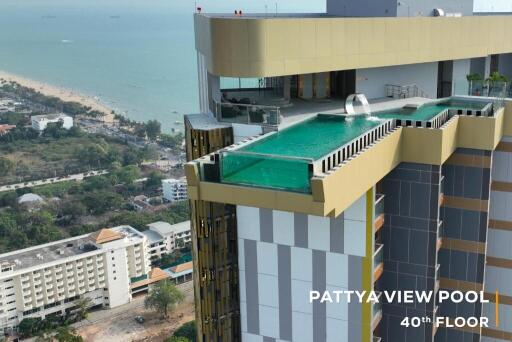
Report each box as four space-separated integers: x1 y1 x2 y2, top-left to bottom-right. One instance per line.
0 170 108 193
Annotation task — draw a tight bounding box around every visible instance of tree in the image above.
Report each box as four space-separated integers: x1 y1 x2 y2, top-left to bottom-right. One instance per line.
75 297 92 320
54 325 83 342
61 201 86 220
82 191 123 215
145 280 184 318
172 321 196 342
141 144 159 161
19 317 43 338
145 120 162 140
165 337 191 342
160 133 184 150
112 165 140 185
0 156 14 176
145 170 164 189
123 148 143 166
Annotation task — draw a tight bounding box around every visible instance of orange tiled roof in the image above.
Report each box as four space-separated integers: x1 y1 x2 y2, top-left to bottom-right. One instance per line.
171 261 193 274
90 228 123 244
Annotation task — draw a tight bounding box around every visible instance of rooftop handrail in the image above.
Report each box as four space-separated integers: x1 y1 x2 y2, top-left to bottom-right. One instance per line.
385 83 430 99
213 99 282 126
315 119 397 174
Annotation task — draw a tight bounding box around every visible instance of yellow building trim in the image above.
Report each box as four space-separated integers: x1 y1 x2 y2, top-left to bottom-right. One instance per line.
195 15 512 77
362 188 374 341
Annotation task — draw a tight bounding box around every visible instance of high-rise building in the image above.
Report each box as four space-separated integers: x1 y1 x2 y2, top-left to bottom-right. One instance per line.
186 0 512 341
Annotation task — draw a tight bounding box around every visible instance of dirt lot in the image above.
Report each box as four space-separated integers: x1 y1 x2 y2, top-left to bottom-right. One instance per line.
76 281 194 342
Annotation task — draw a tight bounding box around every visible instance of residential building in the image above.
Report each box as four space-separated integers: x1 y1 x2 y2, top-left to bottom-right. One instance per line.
162 177 188 202
186 0 512 341
142 221 192 262
0 226 167 334
31 113 73 132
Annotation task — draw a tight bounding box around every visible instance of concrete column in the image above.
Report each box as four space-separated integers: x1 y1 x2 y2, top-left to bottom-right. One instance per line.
283 76 291 101
484 55 492 79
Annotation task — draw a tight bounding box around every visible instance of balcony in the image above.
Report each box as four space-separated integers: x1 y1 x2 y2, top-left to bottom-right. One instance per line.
435 264 441 294
374 194 385 232
372 291 383 330
439 175 445 206
436 221 443 251
374 243 384 283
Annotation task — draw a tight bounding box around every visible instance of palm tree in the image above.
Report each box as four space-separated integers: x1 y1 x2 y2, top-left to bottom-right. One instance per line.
486 72 509 97
75 297 93 320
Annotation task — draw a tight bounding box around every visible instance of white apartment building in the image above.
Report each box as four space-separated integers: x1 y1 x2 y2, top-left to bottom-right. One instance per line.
31 113 73 132
142 221 191 261
0 225 167 334
162 178 188 202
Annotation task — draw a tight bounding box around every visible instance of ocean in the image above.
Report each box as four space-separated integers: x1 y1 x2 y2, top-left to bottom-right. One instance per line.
0 0 323 133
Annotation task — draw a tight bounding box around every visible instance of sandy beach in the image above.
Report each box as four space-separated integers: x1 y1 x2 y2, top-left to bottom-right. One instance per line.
0 70 113 115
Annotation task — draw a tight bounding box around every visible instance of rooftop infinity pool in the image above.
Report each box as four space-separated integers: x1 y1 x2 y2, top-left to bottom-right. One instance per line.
219 98 492 193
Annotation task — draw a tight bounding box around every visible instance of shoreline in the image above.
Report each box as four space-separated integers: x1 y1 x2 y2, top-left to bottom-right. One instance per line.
0 70 115 115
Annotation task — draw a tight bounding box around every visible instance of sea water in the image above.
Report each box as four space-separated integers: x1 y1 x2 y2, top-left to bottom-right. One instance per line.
0 0 323 132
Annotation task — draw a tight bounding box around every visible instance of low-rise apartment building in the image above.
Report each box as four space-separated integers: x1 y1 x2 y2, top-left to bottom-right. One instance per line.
31 113 73 132
142 221 191 262
0 225 165 334
162 178 188 202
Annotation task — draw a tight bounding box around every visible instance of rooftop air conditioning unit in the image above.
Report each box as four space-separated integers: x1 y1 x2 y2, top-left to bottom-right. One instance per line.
36 254 43 260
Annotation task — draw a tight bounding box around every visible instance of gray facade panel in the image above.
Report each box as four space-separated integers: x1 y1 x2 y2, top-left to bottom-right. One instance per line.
312 250 327 342
294 213 308 248
277 245 292 341
330 214 344 253
244 239 260 334
260 208 274 243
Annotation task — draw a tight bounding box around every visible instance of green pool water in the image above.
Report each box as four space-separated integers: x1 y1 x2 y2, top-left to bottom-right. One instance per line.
221 115 382 193
376 99 489 121
241 115 382 159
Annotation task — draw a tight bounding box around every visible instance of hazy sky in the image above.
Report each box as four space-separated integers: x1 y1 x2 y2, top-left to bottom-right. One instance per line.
0 0 325 13
1 0 509 15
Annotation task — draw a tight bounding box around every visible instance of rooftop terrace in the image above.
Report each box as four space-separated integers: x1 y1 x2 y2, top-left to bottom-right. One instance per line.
217 97 495 193
0 225 143 274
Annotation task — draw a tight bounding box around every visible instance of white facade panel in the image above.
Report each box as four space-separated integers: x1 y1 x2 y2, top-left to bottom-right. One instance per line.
291 279 313 314
259 305 280 338
291 247 312 282
327 317 348 342
326 252 348 288
307 215 331 251
273 210 295 246
343 219 366 257
292 311 313 342
257 242 278 276
258 274 279 308
237 206 261 241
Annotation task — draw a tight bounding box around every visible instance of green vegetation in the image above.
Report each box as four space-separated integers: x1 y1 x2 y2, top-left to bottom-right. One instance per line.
1 82 99 118
0 157 14 177
0 209 62 252
165 321 196 342
18 311 84 340
107 201 189 230
160 132 184 151
145 280 185 318
0 130 154 185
